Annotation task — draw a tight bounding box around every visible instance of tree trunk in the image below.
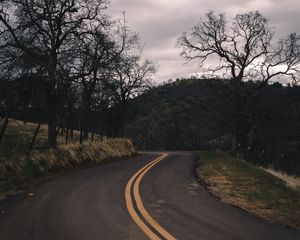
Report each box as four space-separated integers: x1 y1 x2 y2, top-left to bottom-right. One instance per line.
80 129 83 144
231 132 237 155
46 56 59 149
48 113 57 148
65 128 69 144
47 95 58 148
0 117 9 145
91 131 94 142
100 124 104 142
230 78 241 156
83 126 89 140
26 123 41 157
120 124 124 138
119 103 127 138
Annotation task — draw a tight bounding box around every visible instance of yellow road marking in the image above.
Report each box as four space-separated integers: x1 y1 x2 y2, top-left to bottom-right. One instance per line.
125 157 162 240
125 153 177 240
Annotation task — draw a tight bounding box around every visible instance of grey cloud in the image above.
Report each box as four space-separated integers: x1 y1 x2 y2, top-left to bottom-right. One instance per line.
108 0 300 82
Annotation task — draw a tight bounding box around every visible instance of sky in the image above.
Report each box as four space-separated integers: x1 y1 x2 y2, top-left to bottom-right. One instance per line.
107 0 300 83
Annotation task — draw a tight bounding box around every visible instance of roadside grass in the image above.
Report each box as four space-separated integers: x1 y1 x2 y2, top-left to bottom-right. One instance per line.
0 119 48 163
0 119 103 163
195 151 300 229
0 119 137 196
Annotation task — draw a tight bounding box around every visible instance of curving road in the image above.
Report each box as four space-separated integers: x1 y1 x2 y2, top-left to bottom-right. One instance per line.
0 152 299 240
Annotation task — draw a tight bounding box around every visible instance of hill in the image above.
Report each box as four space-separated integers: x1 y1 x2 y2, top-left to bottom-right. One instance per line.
125 78 231 150
124 78 300 175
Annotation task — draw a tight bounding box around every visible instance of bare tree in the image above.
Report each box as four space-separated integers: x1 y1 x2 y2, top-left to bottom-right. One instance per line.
178 11 300 152
74 14 141 142
107 55 155 137
76 25 114 142
0 0 108 148
178 11 300 84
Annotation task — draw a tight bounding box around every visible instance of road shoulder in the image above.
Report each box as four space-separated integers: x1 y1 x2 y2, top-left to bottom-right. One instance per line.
195 151 300 229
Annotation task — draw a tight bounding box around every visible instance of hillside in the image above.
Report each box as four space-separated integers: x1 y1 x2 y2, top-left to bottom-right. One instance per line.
125 78 231 150
125 78 300 175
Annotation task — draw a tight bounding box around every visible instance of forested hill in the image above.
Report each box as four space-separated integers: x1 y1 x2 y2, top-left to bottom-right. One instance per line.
125 78 300 163
125 78 231 150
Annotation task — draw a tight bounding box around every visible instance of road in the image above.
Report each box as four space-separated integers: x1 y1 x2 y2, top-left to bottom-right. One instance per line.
0 152 299 240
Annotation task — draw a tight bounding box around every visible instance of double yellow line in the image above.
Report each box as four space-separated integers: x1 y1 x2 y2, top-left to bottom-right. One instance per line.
125 153 177 240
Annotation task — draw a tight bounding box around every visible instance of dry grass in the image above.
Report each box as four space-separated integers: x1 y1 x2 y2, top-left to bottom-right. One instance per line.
0 119 137 195
17 139 135 173
0 119 84 163
196 151 300 229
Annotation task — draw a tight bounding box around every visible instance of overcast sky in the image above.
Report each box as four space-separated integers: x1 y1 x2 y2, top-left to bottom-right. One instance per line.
108 0 300 83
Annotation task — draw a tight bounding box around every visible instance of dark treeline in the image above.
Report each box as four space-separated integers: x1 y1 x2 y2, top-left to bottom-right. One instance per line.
0 0 154 148
125 78 300 175
243 82 300 175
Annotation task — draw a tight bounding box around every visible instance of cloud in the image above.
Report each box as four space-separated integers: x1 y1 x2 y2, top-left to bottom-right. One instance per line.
108 0 300 82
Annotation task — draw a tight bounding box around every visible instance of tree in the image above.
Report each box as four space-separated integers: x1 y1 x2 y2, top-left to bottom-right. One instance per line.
0 0 108 148
75 15 140 142
178 11 300 152
76 24 115 142
108 55 155 137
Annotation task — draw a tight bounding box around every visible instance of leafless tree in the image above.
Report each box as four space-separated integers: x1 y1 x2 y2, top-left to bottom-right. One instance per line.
74 15 142 142
178 11 300 152
178 11 300 84
0 0 109 148
107 55 155 137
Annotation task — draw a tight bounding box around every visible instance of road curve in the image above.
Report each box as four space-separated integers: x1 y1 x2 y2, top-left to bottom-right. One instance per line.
0 152 299 240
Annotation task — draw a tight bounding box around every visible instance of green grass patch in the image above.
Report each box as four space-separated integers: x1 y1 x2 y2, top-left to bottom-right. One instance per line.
196 151 300 229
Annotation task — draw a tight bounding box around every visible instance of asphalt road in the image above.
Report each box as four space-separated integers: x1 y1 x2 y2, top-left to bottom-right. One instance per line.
0 152 299 240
